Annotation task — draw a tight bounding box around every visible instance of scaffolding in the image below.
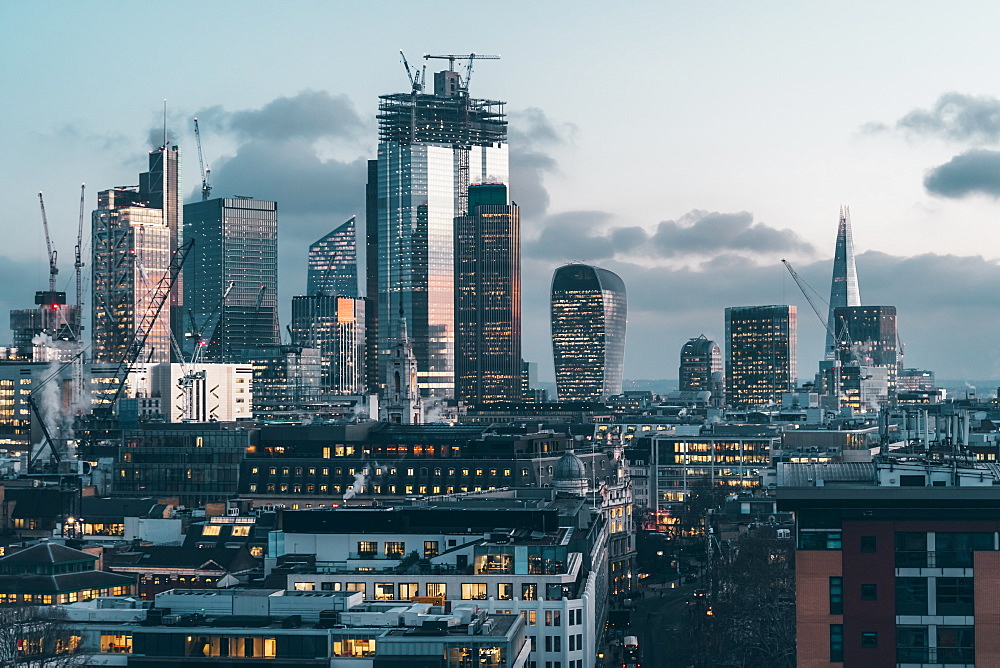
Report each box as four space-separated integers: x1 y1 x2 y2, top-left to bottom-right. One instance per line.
377 92 507 147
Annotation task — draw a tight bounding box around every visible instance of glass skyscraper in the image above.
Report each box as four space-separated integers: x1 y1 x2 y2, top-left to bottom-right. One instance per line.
550 264 627 402
454 183 521 405
371 66 508 398
307 217 358 298
679 335 724 399
290 295 366 395
725 305 797 407
182 197 280 362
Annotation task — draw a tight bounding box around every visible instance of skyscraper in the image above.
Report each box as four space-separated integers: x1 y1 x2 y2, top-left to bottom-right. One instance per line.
454 183 521 405
92 143 182 365
679 335 724 400
833 304 898 403
825 206 861 359
307 217 358 298
290 295 366 395
725 305 797 407
92 187 172 363
371 62 508 399
550 264 627 402
182 197 279 362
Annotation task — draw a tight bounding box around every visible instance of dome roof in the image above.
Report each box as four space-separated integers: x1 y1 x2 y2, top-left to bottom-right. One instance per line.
553 450 586 481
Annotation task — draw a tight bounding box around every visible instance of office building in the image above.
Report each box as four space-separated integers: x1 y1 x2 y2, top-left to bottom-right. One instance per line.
10 291 81 353
550 264 627 403
290 295 366 394
371 62 508 399
148 362 253 423
455 183 521 405
725 305 797 407
825 206 861 360
679 334 724 403
778 457 1000 666
91 187 172 364
183 197 280 362
833 305 898 368
307 216 358 298
245 346 322 419
898 369 935 392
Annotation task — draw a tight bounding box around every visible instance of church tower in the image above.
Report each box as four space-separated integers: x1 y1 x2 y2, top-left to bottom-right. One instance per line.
379 317 423 424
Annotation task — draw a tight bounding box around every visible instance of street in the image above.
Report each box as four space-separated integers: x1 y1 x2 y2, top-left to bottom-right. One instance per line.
605 580 698 667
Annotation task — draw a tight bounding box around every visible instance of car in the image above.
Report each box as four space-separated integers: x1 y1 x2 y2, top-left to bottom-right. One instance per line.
692 588 708 598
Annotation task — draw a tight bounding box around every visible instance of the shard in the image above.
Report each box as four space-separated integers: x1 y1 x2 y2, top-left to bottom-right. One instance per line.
825 206 861 359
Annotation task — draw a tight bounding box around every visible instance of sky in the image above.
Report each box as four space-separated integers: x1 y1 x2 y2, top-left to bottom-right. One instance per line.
3 1 1000 384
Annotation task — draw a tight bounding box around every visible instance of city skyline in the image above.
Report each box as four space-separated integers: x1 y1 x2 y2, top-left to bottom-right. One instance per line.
5 2 1000 382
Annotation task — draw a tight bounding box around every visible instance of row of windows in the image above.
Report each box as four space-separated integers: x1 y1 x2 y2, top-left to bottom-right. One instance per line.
293 580 573 602
831 624 973 663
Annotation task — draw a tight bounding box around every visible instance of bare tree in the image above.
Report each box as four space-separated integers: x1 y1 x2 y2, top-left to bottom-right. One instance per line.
0 606 87 668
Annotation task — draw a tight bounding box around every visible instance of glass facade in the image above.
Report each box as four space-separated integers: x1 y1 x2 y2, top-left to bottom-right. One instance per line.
183 197 280 362
724 305 797 408
550 264 627 402
307 217 358 298
290 295 366 394
374 75 508 399
679 335 723 394
455 184 521 405
825 206 861 359
92 188 171 364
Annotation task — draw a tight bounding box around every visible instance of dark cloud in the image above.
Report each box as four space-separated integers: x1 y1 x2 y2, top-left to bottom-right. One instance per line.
508 108 575 218
895 93 1000 144
195 91 366 143
924 149 1000 198
524 209 816 261
520 250 1000 383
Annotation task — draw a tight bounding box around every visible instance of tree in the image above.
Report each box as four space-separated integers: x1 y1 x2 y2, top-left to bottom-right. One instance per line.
684 528 796 667
0 606 87 667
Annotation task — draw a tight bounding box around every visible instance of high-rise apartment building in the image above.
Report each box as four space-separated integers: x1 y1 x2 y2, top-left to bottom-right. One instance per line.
182 197 280 362
550 264 627 402
454 183 521 405
825 206 861 360
679 335 724 399
725 305 797 407
307 217 358 298
91 187 172 364
370 64 508 399
290 295 366 394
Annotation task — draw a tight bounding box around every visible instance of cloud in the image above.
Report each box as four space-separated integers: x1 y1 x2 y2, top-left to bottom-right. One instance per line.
895 93 1000 144
507 108 575 217
196 90 366 143
523 209 816 261
924 149 1000 198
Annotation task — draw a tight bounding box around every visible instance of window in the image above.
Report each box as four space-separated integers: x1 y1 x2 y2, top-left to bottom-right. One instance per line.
374 583 394 600
829 577 843 614
201 525 220 536
545 610 561 626
895 577 928 616
896 626 929 663
357 541 377 556
384 542 405 557
231 525 251 537
346 582 366 596
521 610 537 626
100 633 132 653
936 532 993 568
424 541 439 558
830 625 843 662
399 583 419 599
498 583 513 600
426 583 446 598
937 626 974 663
936 577 974 616
861 584 877 601
462 583 487 600
522 583 538 600
895 532 927 567
799 530 842 550
861 632 877 649
293 582 315 591
860 535 876 553
546 583 566 600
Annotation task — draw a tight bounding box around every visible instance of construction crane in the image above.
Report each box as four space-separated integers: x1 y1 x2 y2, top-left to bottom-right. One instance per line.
188 281 235 365
74 184 85 312
422 53 499 92
37 192 59 292
193 117 212 201
781 259 836 345
96 239 194 417
399 50 426 94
